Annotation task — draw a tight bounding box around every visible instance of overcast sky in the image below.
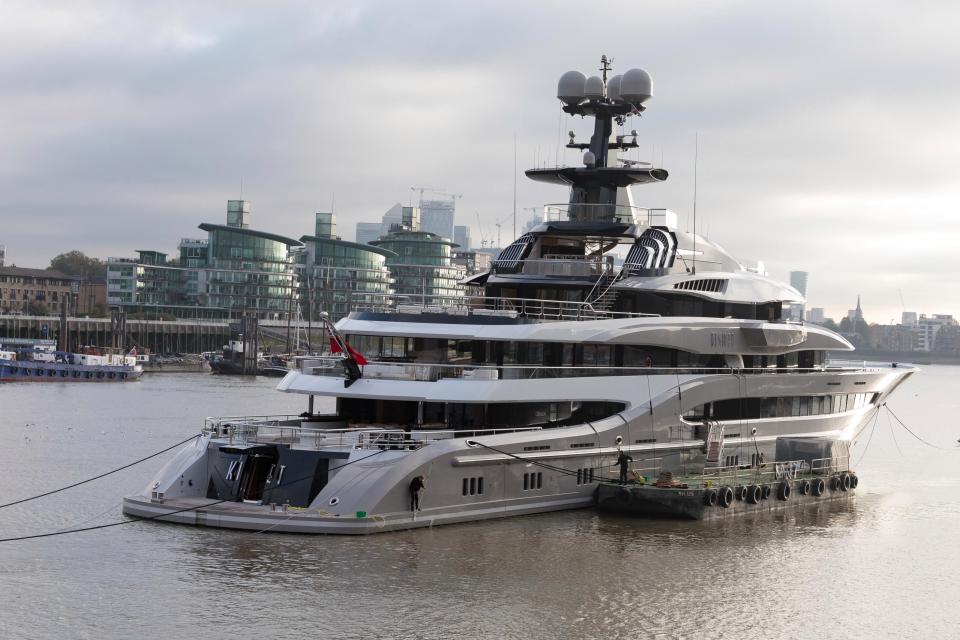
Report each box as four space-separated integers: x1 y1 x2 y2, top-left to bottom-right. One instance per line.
1 1 958 323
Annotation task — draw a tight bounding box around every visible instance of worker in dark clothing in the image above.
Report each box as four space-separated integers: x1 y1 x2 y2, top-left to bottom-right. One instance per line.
616 451 634 484
409 475 426 512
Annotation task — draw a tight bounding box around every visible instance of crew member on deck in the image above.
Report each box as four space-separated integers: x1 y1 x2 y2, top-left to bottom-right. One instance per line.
616 451 634 484
409 475 426 512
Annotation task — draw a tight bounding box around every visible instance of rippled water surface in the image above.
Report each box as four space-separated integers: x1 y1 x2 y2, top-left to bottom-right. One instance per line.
1 367 959 639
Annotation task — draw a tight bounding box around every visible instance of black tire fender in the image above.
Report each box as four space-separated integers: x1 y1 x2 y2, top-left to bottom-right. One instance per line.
811 478 825 497
777 481 792 501
799 479 811 496
849 473 859 489
703 489 718 507
718 486 735 508
841 473 851 492
762 484 772 500
747 484 763 504
735 485 748 501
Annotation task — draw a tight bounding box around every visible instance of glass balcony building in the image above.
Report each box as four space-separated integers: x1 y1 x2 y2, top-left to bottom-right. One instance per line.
371 230 465 300
299 236 395 321
198 223 302 319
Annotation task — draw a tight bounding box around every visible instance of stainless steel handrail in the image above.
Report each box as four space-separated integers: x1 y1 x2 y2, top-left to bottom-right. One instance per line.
350 292 660 320
205 419 545 450
302 358 887 381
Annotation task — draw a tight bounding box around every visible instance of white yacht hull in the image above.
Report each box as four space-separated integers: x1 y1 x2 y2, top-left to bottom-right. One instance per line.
122 366 913 535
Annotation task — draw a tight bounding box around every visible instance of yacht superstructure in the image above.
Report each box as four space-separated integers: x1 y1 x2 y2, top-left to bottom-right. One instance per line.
123 57 913 533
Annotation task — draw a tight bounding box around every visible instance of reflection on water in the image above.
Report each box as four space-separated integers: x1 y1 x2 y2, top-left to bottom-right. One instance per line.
1 369 959 639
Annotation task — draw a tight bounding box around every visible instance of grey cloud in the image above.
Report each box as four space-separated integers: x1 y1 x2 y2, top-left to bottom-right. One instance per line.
0 0 958 323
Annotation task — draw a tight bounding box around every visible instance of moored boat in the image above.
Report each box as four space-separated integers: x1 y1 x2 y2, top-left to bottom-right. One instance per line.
0 339 142 382
123 56 915 534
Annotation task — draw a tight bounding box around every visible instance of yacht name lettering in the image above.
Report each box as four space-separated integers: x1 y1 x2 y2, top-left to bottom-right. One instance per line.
710 332 736 348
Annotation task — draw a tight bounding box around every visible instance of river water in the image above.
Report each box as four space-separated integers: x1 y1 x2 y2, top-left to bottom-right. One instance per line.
0 367 958 639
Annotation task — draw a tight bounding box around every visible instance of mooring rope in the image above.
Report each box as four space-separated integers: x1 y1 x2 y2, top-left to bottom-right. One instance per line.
0 433 202 510
0 448 388 543
884 403 958 451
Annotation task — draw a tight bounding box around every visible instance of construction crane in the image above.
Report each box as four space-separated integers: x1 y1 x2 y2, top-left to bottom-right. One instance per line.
475 212 490 249
410 187 463 208
491 212 513 250
410 187 441 207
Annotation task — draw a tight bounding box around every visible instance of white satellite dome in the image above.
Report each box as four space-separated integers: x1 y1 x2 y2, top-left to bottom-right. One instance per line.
606 74 623 102
583 75 604 98
557 71 587 106
620 68 652 105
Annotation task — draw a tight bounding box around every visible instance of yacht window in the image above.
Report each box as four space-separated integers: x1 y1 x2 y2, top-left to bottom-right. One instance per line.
522 472 544 491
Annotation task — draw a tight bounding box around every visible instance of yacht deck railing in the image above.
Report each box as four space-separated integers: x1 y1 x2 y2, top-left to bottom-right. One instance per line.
350 292 659 321
204 415 543 451
300 358 894 382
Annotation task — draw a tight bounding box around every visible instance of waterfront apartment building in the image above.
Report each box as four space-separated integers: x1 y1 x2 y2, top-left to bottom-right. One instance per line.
913 314 957 352
0 266 76 315
299 213 394 321
452 250 490 276
371 229 465 300
107 201 302 320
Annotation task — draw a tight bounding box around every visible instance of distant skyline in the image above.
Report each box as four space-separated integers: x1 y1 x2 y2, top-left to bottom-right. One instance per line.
1 1 958 323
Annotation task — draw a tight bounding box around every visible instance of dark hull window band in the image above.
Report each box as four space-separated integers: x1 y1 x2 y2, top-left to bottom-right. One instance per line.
685 392 879 422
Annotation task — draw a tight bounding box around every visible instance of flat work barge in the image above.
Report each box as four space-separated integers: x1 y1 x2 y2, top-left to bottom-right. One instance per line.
596 455 857 520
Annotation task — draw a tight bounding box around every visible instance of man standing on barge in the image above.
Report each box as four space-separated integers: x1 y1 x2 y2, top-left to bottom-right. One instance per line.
616 451 634 484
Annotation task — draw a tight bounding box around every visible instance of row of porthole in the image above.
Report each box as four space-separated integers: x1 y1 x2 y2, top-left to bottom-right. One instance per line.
703 473 858 507
7 368 124 380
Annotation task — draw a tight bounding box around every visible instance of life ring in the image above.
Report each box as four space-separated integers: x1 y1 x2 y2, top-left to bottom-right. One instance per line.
735 485 748 501
762 485 772 500
811 478 825 496
777 482 791 501
829 475 841 491
747 485 763 504
799 479 811 496
702 489 718 507
840 473 851 492
718 486 734 508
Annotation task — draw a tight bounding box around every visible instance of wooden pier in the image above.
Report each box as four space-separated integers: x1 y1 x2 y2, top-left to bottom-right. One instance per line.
0 314 231 354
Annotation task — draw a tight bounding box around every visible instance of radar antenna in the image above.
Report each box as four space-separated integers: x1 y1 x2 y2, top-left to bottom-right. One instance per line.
599 54 612 85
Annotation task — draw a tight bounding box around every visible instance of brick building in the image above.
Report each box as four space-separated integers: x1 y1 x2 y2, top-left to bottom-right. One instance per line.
0 266 77 315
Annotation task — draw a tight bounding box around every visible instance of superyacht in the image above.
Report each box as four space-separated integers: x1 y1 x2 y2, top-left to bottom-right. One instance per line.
123 57 914 533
